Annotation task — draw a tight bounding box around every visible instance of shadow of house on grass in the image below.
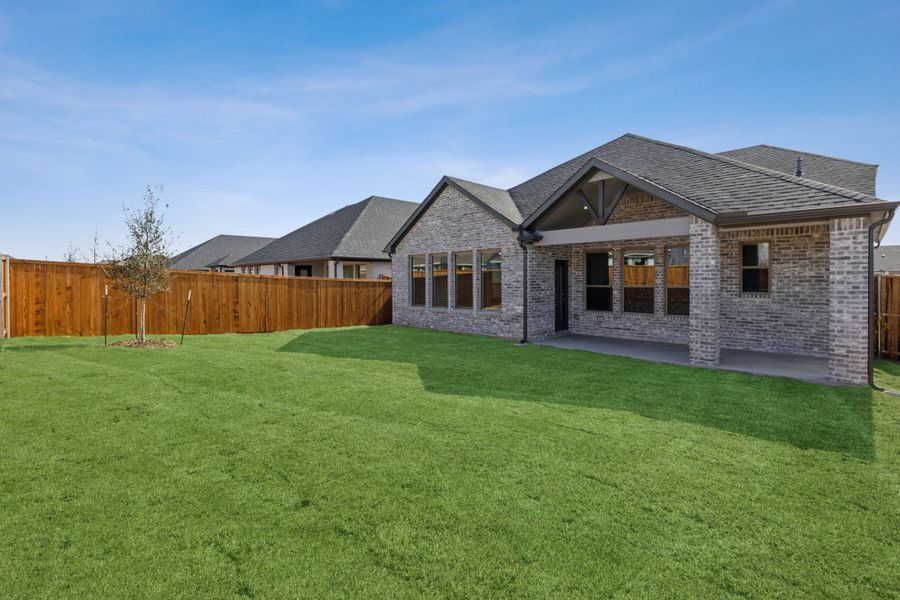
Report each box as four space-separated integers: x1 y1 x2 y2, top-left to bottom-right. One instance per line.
278 326 875 460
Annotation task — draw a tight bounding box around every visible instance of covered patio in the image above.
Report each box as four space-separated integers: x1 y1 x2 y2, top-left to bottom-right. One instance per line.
534 334 830 385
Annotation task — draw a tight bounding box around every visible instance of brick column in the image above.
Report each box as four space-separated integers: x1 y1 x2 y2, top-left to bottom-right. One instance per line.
655 241 666 317
690 217 720 366
612 247 623 314
828 216 869 385
473 250 482 310
447 252 456 309
424 254 433 308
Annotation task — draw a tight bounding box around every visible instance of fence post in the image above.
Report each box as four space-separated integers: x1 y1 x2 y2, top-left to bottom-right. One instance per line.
876 275 882 358
0 256 5 341
0 256 6 343
103 284 109 347
180 289 192 345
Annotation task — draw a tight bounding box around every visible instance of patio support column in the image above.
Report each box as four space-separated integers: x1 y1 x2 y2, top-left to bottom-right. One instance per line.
447 251 456 309
828 216 869 385
689 217 720 366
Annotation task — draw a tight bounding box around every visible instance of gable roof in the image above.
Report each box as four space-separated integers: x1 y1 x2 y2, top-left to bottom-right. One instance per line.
717 144 878 196
384 177 526 254
233 196 417 265
170 235 276 270
387 133 895 252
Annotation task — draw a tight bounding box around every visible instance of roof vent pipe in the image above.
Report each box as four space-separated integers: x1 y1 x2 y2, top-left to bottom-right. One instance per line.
796 157 803 177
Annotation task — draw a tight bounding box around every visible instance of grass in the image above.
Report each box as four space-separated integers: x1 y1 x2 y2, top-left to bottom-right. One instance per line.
0 325 898 599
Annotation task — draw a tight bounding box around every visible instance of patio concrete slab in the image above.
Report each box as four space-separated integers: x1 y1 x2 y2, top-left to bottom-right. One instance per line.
533 334 830 385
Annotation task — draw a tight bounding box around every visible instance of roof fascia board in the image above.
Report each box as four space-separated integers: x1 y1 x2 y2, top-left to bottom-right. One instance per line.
522 157 716 229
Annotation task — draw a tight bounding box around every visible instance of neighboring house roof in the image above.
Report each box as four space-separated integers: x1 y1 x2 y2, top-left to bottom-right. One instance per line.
387 133 895 252
233 196 417 266
875 245 900 273
717 144 878 196
170 235 277 270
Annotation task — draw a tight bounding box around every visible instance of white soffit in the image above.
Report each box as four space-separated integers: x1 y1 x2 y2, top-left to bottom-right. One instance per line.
536 217 691 246
586 171 615 183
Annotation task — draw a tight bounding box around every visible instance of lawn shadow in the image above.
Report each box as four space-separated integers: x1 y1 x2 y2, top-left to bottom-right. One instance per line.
278 327 875 460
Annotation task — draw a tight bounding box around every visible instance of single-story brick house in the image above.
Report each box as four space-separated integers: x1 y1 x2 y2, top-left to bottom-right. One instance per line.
232 196 417 279
385 134 897 385
170 234 277 273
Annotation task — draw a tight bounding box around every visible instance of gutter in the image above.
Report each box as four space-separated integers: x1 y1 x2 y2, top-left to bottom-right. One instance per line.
869 208 896 390
716 202 900 227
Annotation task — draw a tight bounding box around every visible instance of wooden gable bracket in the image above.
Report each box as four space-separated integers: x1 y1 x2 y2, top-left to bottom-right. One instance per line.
601 183 630 224
576 188 602 225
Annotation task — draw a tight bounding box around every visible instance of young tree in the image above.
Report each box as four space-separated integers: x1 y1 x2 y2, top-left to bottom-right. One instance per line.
84 228 101 263
63 242 80 262
103 186 174 343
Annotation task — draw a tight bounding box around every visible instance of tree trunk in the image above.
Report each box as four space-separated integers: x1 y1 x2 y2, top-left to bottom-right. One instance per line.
140 296 146 343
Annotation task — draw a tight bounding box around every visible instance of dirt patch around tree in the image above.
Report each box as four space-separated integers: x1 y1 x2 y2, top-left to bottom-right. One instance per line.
109 339 177 349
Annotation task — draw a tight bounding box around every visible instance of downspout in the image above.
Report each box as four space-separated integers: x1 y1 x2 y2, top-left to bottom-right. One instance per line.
518 237 529 344
869 209 895 390
516 227 541 344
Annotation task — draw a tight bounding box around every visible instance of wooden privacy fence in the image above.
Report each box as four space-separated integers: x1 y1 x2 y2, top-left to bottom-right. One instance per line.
0 258 392 338
875 274 900 360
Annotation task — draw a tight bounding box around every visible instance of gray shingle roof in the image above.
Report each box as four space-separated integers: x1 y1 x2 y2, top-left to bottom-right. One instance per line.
170 235 277 270
511 134 888 222
875 245 900 273
387 133 894 252
447 177 524 224
717 144 878 196
233 196 417 265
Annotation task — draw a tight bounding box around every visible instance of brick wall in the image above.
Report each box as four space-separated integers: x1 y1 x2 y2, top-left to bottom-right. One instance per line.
828 216 869 385
606 192 687 224
528 236 691 342
719 224 830 356
392 185 524 338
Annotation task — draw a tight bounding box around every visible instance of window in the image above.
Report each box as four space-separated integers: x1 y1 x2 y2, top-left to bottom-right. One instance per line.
623 250 654 313
481 249 502 310
410 255 426 305
585 252 612 311
666 247 689 315
430 253 448 307
294 265 313 277
741 242 770 293
342 264 367 279
454 251 473 308
275 265 284 276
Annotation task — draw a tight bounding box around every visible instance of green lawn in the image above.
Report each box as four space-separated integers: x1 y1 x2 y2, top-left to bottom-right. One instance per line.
1 326 898 599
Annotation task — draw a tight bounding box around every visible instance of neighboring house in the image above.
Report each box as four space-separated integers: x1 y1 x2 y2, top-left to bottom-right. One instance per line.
170 235 277 273
232 196 417 279
386 133 896 386
875 245 900 274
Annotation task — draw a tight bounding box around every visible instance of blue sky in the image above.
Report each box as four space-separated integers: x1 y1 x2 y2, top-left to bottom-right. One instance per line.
1 0 899 259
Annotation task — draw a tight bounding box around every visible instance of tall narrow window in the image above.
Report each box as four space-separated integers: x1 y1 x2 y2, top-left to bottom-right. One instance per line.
431 253 448 307
623 250 654 313
586 252 612 311
741 242 770 293
481 249 502 310
454 251 473 308
410 255 426 306
666 247 689 315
